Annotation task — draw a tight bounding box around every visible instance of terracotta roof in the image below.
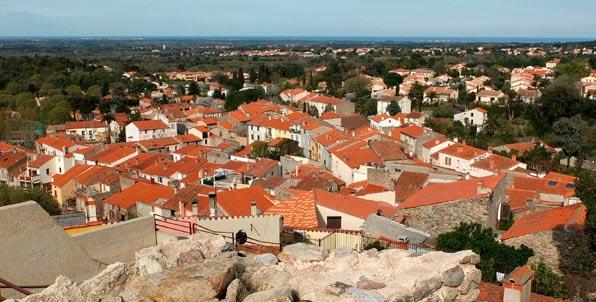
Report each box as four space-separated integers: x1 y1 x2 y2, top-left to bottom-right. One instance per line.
477 282 570 302
507 188 538 212
543 172 577 183
424 86 457 95
216 186 274 216
104 182 175 209
308 94 342 105
246 158 279 178
439 142 487 160
471 154 522 172
339 180 389 196
137 137 179 150
87 147 136 165
314 189 397 219
512 176 575 197
501 204 586 240
422 136 449 149
314 129 346 147
370 140 407 161
228 110 251 122
65 120 106 129
320 111 340 119
0 141 14 153
74 165 120 186
36 136 76 151
333 146 383 169
220 160 252 173
28 154 54 168
52 164 92 187
394 171 429 202
130 120 169 131
400 125 426 139
265 191 319 229
0 151 27 169
143 157 206 178
399 174 505 209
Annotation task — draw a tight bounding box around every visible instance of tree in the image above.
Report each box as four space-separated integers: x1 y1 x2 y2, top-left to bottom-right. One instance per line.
555 60 590 80
387 100 401 115
343 76 371 98
536 76 582 133
224 87 264 111
408 82 426 111
0 184 60 215
188 81 200 96
86 85 103 98
531 261 568 299
383 73 403 88
437 223 534 282
553 115 589 167
47 101 72 124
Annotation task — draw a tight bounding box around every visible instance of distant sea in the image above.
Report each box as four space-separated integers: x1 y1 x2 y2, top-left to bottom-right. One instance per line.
2 36 595 43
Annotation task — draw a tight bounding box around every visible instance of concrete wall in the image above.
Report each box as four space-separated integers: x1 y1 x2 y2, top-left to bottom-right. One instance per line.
195 215 282 245
72 217 156 264
0 201 103 298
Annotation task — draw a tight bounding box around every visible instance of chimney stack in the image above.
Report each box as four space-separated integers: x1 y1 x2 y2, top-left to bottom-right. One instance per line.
250 201 261 216
503 265 534 302
208 192 217 217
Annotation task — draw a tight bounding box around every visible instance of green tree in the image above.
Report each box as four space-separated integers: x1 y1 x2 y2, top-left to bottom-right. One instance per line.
0 184 60 215
536 76 582 133
437 223 534 282
188 81 200 96
47 101 73 124
65 85 83 96
555 60 590 80
553 115 589 167
531 261 568 299
343 76 371 98
383 73 403 88
408 82 426 111
225 87 264 111
387 100 401 115
86 85 103 98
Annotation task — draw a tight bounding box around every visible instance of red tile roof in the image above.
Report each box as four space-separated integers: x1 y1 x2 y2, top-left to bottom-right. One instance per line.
28 154 54 168
36 136 76 151
339 180 389 196
394 171 429 202
216 186 274 216
65 120 106 129
333 146 383 169
399 174 505 209
246 158 279 177
370 140 407 161
130 120 169 131
400 124 426 139
264 191 319 229
104 182 175 209
513 176 575 197
0 141 15 153
0 151 27 169
501 204 586 240
439 142 487 160
52 164 92 187
543 172 577 183
74 165 120 186
87 147 136 165
314 189 397 220
471 154 522 172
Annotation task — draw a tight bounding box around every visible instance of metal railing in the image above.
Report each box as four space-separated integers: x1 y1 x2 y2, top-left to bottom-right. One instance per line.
154 213 194 236
192 223 235 244
0 276 48 301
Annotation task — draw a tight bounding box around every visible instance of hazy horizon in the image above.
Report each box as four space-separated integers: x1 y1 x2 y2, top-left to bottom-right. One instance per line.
1 0 595 38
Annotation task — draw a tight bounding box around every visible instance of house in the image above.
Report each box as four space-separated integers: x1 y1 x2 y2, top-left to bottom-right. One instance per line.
125 119 177 142
398 174 505 237
394 171 429 204
85 146 138 167
214 186 275 217
280 88 310 103
490 140 554 156
247 117 294 145
19 155 58 189
139 156 206 187
399 124 428 155
389 68 410 76
51 164 93 207
73 165 122 221
423 86 458 103
376 96 412 114
420 137 454 163
454 107 488 131
475 89 507 104
501 204 586 272
469 154 527 177
516 88 541 104
506 175 578 210
64 121 109 142
330 144 383 184
0 151 28 186
545 58 560 69
265 189 397 230
465 76 490 92
432 142 489 174
304 94 355 116
369 113 405 131
103 182 175 222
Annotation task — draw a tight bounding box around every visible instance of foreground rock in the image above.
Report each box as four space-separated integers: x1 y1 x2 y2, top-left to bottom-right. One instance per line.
22 239 481 302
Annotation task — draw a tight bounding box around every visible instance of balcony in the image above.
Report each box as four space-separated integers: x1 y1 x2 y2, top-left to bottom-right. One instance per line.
18 174 41 184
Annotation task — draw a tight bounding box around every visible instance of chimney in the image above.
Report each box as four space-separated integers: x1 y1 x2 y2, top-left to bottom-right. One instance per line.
191 200 199 216
502 265 534 302
250 201 261 216
178 201 185 217
453 137 459 143
208 192 217 217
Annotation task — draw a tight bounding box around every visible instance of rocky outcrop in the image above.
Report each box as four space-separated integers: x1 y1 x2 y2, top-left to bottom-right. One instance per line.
21 236 482 302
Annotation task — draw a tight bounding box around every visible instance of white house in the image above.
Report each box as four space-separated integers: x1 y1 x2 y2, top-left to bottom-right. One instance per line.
454 107 488 132
65 121 109 142
420 137 454 163
376 96 412 114
475 89 507 104
369 114 404 131
432 143 489 175
125 119 177 142
423 86 458 103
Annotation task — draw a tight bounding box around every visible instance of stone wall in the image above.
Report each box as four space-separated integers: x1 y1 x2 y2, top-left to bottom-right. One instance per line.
502 228 585 274
399 198 489 239
72 217 156 264
21 234 482 302
195 215 282 244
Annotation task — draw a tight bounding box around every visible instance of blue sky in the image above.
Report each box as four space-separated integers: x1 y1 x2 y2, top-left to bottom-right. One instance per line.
0 0 595 37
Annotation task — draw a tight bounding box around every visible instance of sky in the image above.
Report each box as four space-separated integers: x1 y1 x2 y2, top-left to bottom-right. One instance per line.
0 0 595 38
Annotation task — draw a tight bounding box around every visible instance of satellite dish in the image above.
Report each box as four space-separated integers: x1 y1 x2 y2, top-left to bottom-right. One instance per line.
236 230 247 245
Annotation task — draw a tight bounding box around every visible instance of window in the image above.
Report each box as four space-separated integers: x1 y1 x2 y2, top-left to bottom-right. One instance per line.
158 176 163 183
46 168 50 175
444 157 451 166
327 216 342 229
